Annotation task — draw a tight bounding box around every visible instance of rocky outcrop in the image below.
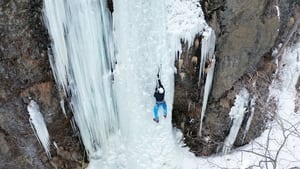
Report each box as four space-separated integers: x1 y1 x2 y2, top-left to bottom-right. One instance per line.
211 0 280 99
0 0 82 168
172 0 300 156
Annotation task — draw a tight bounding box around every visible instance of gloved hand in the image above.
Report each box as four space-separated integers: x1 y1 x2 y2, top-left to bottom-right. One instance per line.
157 73 160 78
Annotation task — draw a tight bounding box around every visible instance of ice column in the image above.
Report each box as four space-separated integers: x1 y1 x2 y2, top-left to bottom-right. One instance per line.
222 88 249 154
199 55 216 136
198 27 216 84
198 27 216 136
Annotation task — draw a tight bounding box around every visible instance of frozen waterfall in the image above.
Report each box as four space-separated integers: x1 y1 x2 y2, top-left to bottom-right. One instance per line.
43 0 118 157
43 0 217 167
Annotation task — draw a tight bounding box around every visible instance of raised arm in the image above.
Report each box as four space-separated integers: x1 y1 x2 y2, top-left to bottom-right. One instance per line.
157 79 164 89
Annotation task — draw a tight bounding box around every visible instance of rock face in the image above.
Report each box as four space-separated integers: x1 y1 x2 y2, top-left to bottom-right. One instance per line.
172 36 203 141
0 0 82 168
211 0 280 99
172 0 300 156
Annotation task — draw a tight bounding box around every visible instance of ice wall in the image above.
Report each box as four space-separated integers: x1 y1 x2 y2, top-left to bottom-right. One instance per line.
43 0 118 157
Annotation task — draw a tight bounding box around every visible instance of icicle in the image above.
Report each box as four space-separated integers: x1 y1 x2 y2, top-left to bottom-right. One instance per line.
242 97 256 143
60 99 67 117
27 100 51 158
222 88 250 154
43 0 118 157
198 27 216 137
198 27 216 85
275 5 280 20
53 141 58 150
199 55 216 136
43 1 68 93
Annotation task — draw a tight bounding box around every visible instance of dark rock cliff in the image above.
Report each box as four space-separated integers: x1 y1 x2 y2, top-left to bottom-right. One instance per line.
211 0 280 99
0 0 82 168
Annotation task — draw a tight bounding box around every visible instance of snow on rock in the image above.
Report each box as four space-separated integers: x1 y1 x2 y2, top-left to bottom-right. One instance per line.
269 42 300 122
167 0 205 34
167 0 207 54
27 100 51 158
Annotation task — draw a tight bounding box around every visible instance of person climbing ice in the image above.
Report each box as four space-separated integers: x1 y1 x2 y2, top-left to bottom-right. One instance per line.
153 73 167 123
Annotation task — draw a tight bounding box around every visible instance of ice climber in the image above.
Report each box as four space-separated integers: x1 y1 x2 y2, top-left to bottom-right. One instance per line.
153 73 167 123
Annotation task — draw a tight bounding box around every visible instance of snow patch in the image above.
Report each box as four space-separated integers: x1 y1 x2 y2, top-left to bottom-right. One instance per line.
167 0 207 54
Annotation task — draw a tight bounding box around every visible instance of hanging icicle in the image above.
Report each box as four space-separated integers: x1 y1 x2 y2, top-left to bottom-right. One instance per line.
198 27 216 86
199 55 216 136
27 100 51 158
43 0 118 158
222 88 250 154
198 27 216 137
